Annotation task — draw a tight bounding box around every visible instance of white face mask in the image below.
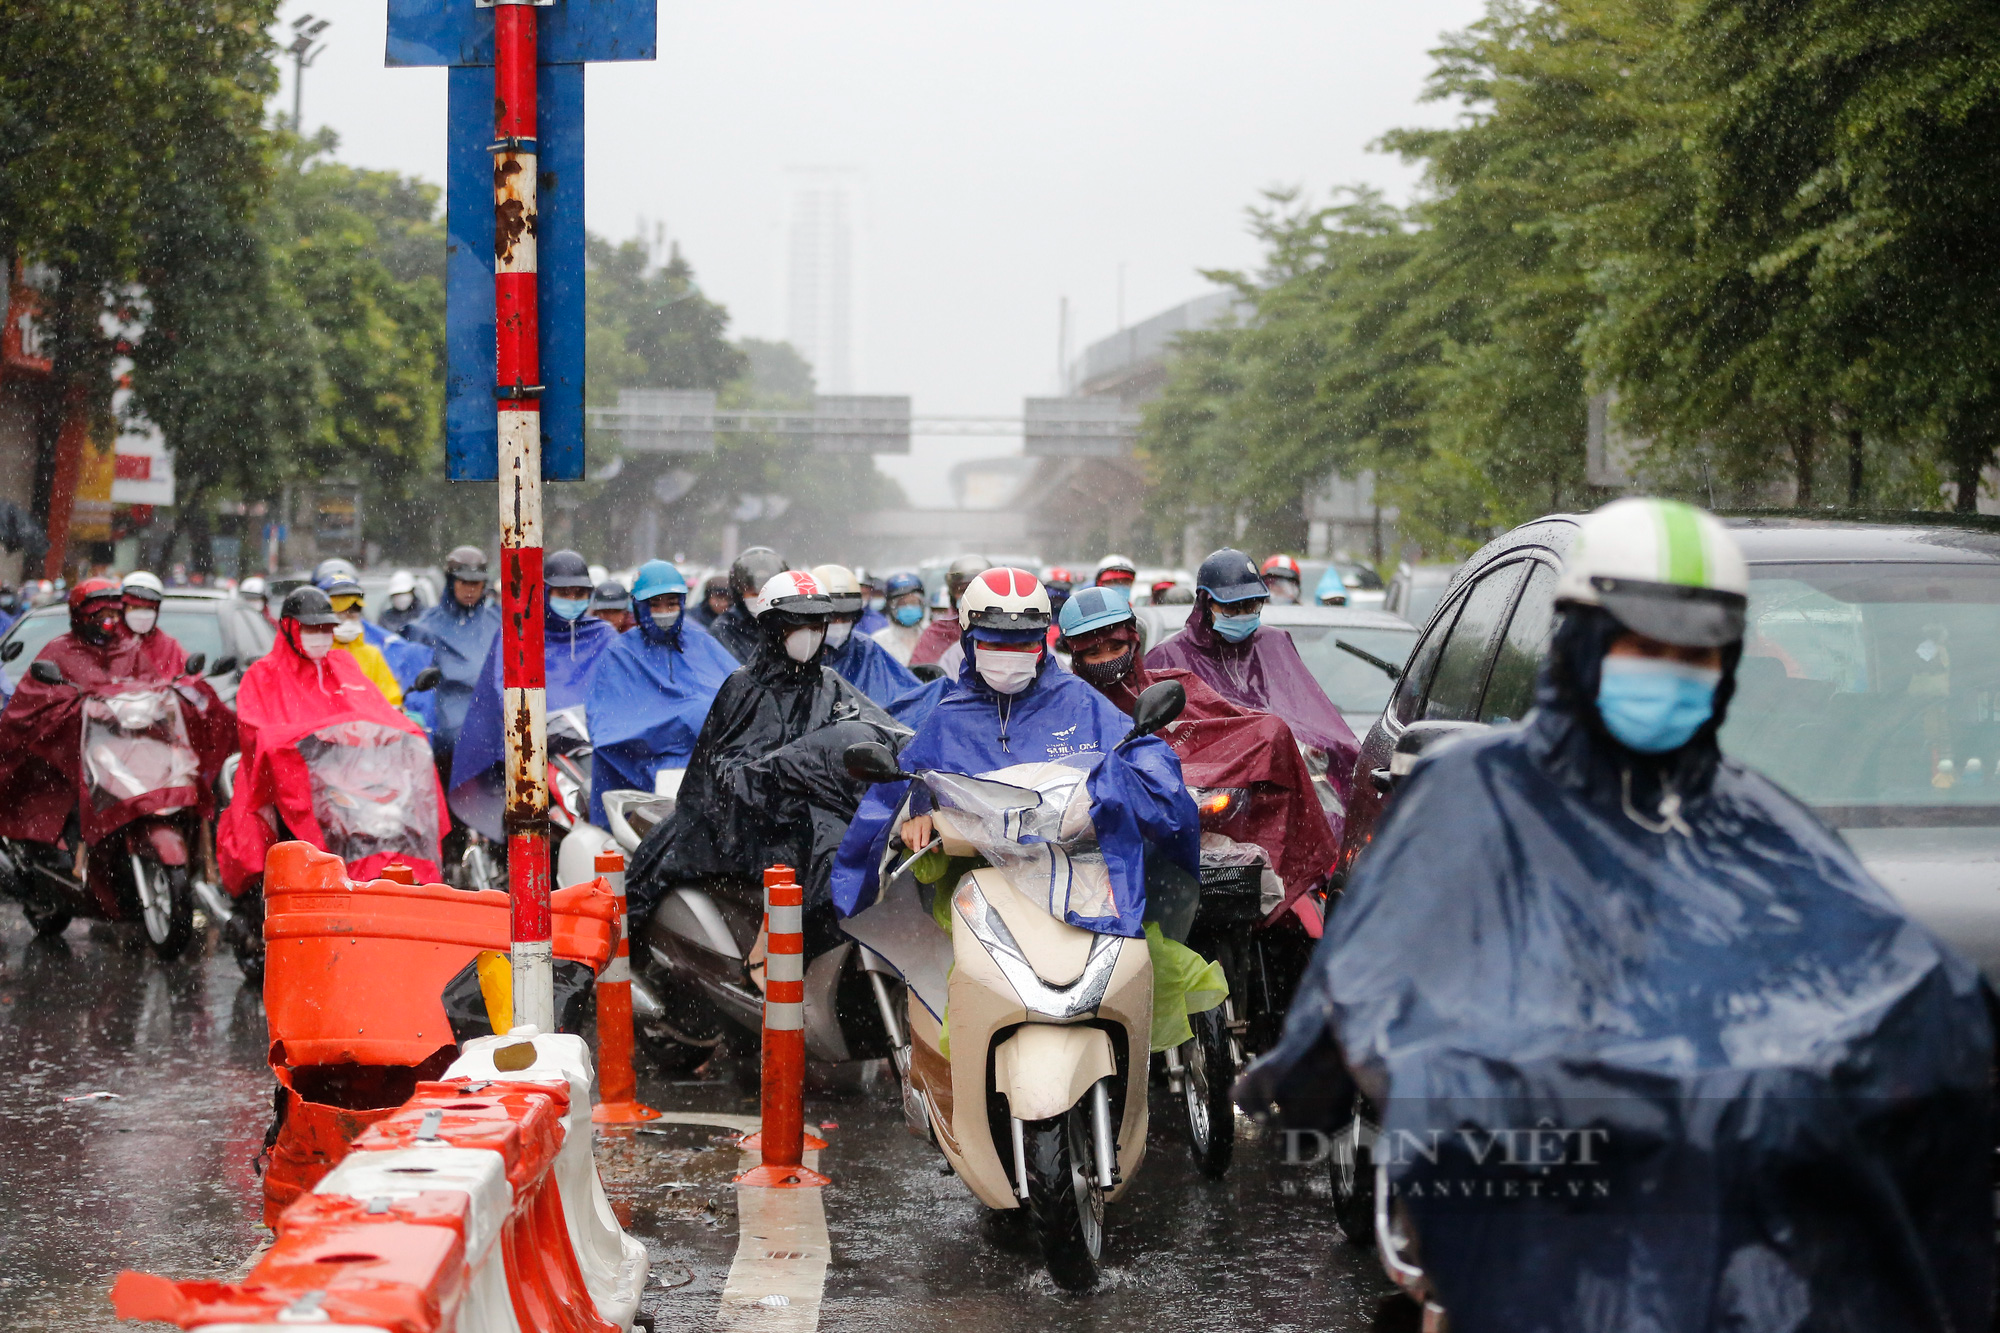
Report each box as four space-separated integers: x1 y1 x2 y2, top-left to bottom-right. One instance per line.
784 626 826 663
124 608 157 635
975 646 1040 695
824 619 854 649
333 619 364 643
299 629 335 660
389 592 414 611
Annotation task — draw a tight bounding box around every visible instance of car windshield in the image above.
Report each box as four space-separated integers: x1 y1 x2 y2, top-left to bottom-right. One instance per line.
1722 562 2000 823
1282 624 1416 719
157 605 226 664
1 610 69 684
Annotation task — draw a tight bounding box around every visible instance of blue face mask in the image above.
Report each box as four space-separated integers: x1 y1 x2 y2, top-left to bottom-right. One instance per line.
549 595 590 622
1596 657 1721 753
893 604 924 628
1212 610 1261 643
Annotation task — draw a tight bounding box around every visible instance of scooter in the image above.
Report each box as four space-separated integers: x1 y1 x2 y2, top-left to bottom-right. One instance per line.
840 680 1185 1292
572 781 907 1077
0 656 233 959
448 702 591 893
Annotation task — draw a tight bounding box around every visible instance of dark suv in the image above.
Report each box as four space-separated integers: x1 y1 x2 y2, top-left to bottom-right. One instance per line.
1343 513 2000 987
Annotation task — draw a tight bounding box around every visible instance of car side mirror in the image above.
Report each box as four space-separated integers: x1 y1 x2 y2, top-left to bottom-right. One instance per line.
1377 719 1488 793
183 653 206 677
843 741 912 785
208 655 238 678
28 660 64 686
411 666 443 693
1121 680 1186 747
0 640 21 663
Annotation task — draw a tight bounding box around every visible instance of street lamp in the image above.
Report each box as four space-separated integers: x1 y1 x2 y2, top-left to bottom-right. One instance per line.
287 14 332 132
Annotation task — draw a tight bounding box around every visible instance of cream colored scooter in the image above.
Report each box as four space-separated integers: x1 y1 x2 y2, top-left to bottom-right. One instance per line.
842 681 1185 1292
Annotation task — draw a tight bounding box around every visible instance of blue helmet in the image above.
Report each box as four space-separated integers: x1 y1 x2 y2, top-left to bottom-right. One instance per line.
631 560 689 602
883 570 924 599
1057 584 1134 638
1196 548 1267 604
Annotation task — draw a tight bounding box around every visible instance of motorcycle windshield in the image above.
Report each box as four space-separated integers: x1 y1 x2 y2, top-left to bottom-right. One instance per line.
81 690 199 811
297 720 442 868
922 755 1116 925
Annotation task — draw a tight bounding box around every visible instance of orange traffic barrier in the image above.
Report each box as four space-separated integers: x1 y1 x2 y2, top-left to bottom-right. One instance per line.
736 864 830 1189
590 850 660 1125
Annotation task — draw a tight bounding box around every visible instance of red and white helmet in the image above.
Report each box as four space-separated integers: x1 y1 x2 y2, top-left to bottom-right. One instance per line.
749 570 833 619
961 567 1052 631
1261 554 1302 582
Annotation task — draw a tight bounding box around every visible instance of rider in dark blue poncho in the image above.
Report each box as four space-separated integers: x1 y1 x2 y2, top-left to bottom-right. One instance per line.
832 567 1198 940
585 560 737 824
449 550 616 838
1238 500 1993 1333
401 546 502 760
810 563 920 707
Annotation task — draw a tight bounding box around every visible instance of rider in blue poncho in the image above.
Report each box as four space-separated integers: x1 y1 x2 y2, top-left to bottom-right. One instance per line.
832 566 1199 941
584 560 737 824
449 549 616 839
401 545 502 763
811 563 920 708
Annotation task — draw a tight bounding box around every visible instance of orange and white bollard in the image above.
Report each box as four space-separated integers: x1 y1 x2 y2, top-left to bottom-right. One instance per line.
736 864 829 1188
590 851 660 1125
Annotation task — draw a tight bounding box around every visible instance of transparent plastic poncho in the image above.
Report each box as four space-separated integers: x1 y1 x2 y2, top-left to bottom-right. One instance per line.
297 720 441 866
82 689 200 811
920 754 1114 925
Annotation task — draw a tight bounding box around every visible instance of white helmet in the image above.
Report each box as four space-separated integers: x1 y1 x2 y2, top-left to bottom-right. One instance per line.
1094 554 1137 583
122 570 165 603
808 564 864 614
239 576 268 600
961 567 1052 631
750 570 833 619
387 570 417 596
1554 497 1749 647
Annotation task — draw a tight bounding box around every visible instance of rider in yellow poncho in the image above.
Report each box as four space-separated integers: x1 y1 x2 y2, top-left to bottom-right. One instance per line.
321 574 402 708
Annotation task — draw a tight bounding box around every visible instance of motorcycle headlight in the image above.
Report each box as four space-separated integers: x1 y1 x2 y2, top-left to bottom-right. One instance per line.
951 876 1122 1020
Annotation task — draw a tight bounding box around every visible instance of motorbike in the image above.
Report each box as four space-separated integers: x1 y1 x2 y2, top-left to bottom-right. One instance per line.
448 702 590 893
839 680 1185 1292
0 654 235 959
570 781 907 1078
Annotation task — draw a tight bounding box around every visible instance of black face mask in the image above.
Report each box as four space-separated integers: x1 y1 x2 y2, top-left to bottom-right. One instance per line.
1074 645 1136 688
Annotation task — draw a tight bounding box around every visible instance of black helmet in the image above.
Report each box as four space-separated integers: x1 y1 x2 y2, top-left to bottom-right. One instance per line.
589 579 631 612
1196 549 1268 604
729 547 787 598
445 545 488 581
280 586 341 626
544 549 593 591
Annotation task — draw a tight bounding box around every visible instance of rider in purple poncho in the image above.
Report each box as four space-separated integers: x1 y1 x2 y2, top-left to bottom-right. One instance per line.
1144 548 1360 811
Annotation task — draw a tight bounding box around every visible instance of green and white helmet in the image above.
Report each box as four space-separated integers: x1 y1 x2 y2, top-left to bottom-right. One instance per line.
1554 497 1749 647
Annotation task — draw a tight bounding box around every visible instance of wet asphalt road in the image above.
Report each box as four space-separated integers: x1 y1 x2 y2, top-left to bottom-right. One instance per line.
0 908 1398 1332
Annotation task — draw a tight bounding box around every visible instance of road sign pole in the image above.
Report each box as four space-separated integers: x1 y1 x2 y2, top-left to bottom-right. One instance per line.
493 0 553 1032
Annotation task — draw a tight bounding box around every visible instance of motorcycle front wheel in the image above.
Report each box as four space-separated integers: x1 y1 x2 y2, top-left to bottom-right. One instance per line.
1023 1104 1105 1292
133 857 195 960
1178 1006 1236 1178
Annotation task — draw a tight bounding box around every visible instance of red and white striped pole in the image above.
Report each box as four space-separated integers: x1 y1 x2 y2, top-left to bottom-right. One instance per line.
736 865 829 1188
591 849 661 1124
493 0 553 1032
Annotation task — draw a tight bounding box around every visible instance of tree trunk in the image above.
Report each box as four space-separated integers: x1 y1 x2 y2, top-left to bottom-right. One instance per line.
1790 424 1818 509
1847 429 1864 507
1953 435 1992 513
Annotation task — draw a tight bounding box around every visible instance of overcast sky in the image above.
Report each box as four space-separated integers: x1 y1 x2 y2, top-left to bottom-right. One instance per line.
280 0 1489 503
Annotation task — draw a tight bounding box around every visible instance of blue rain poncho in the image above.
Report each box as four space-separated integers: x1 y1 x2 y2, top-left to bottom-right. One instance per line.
856 605 889 636
584 603 737 824
402 592 501 748
1238 607 1993 1333
884 675 952 730
822 627 921 707
831 633 1198 939
449 599 616 834
361 619 436 731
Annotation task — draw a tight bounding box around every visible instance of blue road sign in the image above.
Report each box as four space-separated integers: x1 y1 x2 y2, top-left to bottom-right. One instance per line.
387 0 656 482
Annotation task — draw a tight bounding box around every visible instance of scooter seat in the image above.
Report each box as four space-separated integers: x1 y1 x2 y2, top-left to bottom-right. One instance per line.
962 867 1095 987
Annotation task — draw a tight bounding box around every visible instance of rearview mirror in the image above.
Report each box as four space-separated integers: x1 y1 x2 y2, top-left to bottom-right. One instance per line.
411 666 443 693
843 741 912 785
1121 680 1186 747
182 653 206 678
0 640 21 663
208 655 238 678
29 660 64 686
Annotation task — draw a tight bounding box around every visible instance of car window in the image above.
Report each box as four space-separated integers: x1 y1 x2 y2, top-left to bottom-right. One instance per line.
233 606 275 655
157 606 226 665
1480 563 1560 724
0 609 70 685
1285 624 1419 720
1393 598 1461 725
1423 561 1529 721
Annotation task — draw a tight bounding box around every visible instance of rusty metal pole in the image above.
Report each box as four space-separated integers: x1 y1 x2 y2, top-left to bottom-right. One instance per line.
493 0 553 1032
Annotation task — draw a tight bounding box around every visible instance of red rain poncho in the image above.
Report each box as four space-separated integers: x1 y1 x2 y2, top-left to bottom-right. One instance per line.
219 632 444 893
1098 659 1340 910
0 629 233 844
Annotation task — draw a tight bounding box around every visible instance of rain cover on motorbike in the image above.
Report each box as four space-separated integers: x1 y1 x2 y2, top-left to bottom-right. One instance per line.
82 689 201 819
298 721 442 871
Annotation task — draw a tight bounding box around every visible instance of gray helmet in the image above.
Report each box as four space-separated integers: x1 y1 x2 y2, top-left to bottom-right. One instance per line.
444 546 488 581
280 586 340 626
589 579 632 612
729 547 787 598
946 553 993 605
544 549 594 591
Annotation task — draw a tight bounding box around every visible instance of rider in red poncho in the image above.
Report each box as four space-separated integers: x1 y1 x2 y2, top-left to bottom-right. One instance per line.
218 586 445 902
0 581 234 904
1056 584 1340 911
